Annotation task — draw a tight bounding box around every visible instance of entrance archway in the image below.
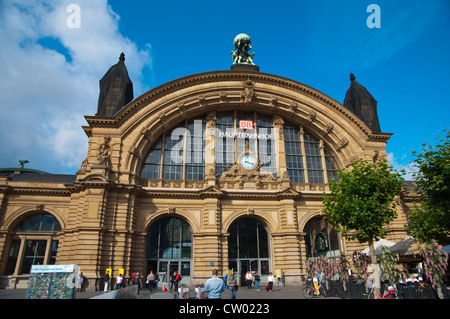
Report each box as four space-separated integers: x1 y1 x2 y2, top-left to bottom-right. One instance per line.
227 217 271 286
145 217 193 286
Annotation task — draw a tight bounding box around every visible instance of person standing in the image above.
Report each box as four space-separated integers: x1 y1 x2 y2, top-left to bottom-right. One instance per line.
227 273 238 299
205 269 226 299
162 271 169 291
76 272 85 292
116 273 123 290
267 272 274 292
173 271 181 292
104 271 110 292
254 271 260 291
155 273 159 291
245 271 252 288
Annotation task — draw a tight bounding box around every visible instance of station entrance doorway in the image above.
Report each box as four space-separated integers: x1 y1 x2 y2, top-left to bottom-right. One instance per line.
227 217 271 286
145 217 193 286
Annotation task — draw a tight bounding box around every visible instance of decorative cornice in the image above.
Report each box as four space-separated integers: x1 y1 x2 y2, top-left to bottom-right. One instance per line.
83 70 385 138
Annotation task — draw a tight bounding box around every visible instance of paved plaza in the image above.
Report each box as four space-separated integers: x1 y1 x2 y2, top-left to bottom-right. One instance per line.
0 283 333 300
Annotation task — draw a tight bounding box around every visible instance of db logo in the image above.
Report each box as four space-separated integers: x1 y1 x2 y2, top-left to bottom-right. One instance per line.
239 120 253 130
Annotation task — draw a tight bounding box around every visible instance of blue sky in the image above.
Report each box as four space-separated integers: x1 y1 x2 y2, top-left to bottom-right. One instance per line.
0 0 449 179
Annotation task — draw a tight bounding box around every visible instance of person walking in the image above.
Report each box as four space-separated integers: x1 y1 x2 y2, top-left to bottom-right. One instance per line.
134 272 142 295
254 271 260 291
227 273 238 299
267 272 274 292
147 271 155 291
205 269 226 299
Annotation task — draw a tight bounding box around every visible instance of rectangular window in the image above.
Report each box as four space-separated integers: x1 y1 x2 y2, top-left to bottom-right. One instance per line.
284 124 305 183
49 240 58 265
185 119 205 180
216 112 235 177
163 130 184 180
21 240 47 274
5 240 21 275
304 133 324 184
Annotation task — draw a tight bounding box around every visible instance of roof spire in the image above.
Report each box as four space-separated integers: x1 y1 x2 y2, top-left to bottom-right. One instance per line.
343 73 381 132
96 52 133 117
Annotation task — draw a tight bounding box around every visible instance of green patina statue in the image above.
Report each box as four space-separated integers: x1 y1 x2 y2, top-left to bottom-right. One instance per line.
231 33 255 65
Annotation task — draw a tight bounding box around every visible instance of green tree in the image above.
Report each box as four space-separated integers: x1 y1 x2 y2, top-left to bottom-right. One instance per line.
323 158 404 296
407 129 450 245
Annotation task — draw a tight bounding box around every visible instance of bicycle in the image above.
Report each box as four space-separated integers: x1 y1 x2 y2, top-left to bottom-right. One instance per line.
367 281 398 299
303 278 327 299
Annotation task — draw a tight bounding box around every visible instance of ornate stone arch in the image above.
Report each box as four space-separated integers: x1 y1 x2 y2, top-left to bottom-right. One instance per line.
82 71 391 183
222 209 277 235
143 208 201 234
298 210 324 233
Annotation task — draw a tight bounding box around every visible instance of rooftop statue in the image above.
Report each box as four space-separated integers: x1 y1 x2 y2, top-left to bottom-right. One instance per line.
231 33 255 65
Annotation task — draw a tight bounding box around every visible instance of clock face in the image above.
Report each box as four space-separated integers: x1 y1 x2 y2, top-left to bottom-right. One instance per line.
239 154 257 170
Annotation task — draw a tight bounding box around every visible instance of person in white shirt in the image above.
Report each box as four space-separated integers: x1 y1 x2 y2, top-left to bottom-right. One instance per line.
267 272 274 292
245 271 253 289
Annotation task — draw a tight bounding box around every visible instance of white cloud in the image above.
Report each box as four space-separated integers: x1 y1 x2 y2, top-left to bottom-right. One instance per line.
0 0 152 174
387 152 417 181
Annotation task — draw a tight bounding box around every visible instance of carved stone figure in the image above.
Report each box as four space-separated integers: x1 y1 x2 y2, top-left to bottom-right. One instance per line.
231 33 255 65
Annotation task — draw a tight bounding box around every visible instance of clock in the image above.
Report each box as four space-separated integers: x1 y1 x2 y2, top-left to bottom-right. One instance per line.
239 153 257 170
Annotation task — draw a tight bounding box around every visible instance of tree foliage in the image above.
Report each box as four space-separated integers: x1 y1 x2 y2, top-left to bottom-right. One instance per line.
323 158 404 246
407 129 450 244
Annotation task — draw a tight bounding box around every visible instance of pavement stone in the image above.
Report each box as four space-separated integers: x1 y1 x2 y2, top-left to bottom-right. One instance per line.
0 284 334 300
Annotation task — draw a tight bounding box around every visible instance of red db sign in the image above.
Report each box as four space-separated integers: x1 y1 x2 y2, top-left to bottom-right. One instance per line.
239 120 253 130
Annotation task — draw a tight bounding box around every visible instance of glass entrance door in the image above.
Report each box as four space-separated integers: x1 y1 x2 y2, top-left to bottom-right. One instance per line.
228 217 271 286
146 217 193 288
240 260 250 286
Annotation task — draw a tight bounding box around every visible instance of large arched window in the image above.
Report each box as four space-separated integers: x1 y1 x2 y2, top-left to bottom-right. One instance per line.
228 217 271 285
6 213 61 275
145 217 193 284
140 111 338 183
303 217 340 258
141 117 206 181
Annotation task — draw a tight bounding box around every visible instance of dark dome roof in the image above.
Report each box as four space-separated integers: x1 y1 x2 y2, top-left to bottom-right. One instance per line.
96 53 133 117
343 73 381 132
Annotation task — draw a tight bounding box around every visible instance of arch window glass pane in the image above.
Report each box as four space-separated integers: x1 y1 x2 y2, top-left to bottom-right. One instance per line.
303 218 340 258
21 240 47 274
325 150 339 182
257 114 276 177
162 128 184 180
216 112 235 177
284 123 305 183
15 213 61 232
228 218 269 259
304 133 324 184
146 217 192 260
141 141 162 179
185 119 205 181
